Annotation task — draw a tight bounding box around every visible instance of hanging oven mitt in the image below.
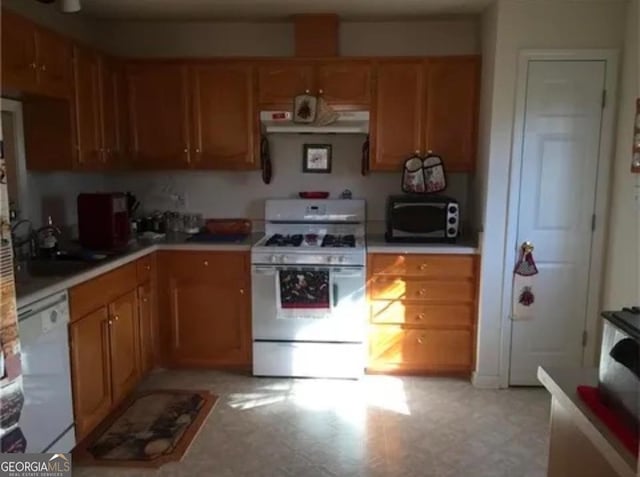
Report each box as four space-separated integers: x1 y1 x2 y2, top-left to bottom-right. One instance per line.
512 242 539 320
423 153 447 193
402 153 426 193
315 96 339 126
293 92 317 124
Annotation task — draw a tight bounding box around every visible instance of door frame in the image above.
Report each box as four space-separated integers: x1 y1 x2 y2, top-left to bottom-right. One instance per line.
498 49 619 387
1 98 29 221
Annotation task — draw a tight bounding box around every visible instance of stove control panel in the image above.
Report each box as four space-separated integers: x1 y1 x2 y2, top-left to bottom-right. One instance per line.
252 252 364 267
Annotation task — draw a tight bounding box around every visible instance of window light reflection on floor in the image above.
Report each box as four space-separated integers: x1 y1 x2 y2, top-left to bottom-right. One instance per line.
226 376 410 420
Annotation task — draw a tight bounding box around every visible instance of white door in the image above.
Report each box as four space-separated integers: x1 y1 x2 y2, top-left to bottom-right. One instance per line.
509 60 606 386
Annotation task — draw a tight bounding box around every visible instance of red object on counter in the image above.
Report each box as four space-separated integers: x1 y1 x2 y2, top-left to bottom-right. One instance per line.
299 192 330 199
577 385 639 456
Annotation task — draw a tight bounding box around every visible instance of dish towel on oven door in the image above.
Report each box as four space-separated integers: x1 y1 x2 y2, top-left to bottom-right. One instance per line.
277 269 332 319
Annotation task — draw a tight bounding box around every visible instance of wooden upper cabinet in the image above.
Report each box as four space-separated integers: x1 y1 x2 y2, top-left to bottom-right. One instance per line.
69 306 112 441
1 9 71 98
371 61 424 171
424 57 480 172
316 62 372 107
73 46 104 169
257 63 315 106
108 290 140 404
36 27 73 98
100 57 127 168
190 63 257 169
1 9 38 93
126 63 191 169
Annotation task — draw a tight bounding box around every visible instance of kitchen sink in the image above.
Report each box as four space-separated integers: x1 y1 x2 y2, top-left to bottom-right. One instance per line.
27 259 93 277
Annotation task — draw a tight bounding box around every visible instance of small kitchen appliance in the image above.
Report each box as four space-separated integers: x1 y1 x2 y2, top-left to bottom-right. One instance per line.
251 199 367 379
77 193 130 250
599 307 640 433
385 194 459 243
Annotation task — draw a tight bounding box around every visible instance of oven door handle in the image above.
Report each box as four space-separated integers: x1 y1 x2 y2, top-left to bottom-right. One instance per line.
252 267 278 275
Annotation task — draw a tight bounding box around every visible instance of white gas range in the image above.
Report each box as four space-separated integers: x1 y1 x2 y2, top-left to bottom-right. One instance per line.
251 199 367 379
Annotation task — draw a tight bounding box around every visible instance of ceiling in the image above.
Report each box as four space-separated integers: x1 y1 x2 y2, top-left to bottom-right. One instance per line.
76 0 495 21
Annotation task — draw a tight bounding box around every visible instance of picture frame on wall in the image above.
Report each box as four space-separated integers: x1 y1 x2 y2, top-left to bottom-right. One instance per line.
303 144 332 173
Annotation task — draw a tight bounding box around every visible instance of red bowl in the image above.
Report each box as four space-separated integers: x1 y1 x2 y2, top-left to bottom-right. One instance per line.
299 191 330 199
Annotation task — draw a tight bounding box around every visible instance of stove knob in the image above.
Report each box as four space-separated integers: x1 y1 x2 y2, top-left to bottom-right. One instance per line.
270 255 278 263
338 256 346 264
326 256 334 264
282 255 289 263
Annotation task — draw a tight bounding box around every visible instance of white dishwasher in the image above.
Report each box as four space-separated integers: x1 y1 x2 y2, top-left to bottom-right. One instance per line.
17 291 75 453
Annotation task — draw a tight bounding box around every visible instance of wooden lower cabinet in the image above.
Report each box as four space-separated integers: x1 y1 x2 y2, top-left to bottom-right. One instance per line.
367 253 479 375
137 282 155 375
69 307 112 440
108 290 140 404
159 251 251 368
69 257 158 441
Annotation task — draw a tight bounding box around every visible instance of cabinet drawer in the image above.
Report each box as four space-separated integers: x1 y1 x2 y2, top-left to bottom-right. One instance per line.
370 301 474 327
369 326 473 371
162 251 249 281
136 253 156 283
369 278 475 303
70 263 137 321
369 254 475 279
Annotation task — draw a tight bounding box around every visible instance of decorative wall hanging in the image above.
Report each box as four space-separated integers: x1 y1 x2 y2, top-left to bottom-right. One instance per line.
293 93 317 124
401 152 447 194
260 135 272 184
303 144 332 173
632 98 640 173
512 241 539 321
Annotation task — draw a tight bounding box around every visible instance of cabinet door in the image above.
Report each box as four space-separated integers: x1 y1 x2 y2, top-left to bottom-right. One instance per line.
126 63 191 169
137 282 155 375
35 27 72 98
166 252 250 366
368 326 473 373
1 10 38 93
100 57 126 168
69 307 112 441
73 46 104 169
108 290 140 404
257 63 315 107
316 62 372 107
424 57 480 172
371 61 424 171
191 63 256 169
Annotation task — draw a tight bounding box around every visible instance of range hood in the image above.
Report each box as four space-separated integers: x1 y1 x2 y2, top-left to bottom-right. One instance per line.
260 111 369 134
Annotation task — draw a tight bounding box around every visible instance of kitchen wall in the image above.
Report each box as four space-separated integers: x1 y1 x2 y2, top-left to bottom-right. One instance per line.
97 17 480 57
602 0 640 310
110 134 472 232
474 0 627 388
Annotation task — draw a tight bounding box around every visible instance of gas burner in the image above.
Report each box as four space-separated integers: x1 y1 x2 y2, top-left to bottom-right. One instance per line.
322 234 356 248
265 234 303 247
305 234 320 245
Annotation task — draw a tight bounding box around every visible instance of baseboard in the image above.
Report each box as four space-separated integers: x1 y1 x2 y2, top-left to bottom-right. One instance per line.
471 372 503 389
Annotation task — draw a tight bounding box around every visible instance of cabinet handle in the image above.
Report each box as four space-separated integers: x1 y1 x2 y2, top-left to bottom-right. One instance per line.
417 313 425 320
304 89 311 94
40 64 47 72
30 62 37 69
318 89 324 95
195 148 201 153
418 289 426 296
419 263 428 271
417 335 425 344
414 150 420 155
183 148 189 153
107 319 113 326
145 265 151 271
240 289 244 295
142 297 148 303
203 260 209 266
114 315 120 322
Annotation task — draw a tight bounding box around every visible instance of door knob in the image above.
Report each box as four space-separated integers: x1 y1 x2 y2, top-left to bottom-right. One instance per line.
521 241 534 254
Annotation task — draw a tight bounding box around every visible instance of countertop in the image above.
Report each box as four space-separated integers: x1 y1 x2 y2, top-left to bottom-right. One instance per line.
15 233 262 309
537 366 637 477
16 232 481 308
366 234 479 254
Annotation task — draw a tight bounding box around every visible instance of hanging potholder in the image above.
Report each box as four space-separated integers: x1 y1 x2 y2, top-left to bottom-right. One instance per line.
402 154 426 193
423 153 447 193
293 94 317 123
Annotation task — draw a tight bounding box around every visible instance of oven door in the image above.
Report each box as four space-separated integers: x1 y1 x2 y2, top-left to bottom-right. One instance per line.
389 202 448 238
252 265 366 343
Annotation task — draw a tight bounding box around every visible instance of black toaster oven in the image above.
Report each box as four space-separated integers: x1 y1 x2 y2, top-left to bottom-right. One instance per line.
385 195 459 243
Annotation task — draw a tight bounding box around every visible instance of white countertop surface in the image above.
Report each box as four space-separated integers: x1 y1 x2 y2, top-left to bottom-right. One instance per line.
537 366 637 477
366 234 479 254
15 233 262 309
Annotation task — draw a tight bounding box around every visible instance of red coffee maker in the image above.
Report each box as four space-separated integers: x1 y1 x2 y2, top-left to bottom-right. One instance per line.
77 193 131 250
